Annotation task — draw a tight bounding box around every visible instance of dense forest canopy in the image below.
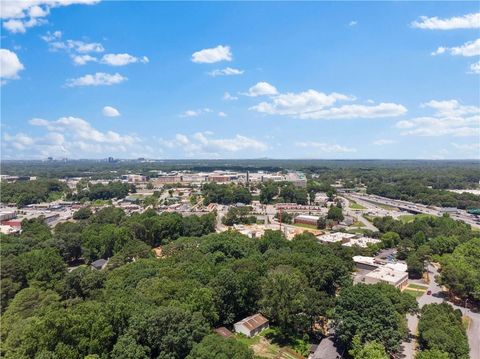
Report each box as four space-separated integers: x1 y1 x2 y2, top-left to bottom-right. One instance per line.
0 206 361 358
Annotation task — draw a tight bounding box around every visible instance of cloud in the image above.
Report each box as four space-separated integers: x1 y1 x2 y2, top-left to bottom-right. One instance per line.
160 132 267 156
373 139 397 146
244 82 278 97
43 32 105 59
29 116 138 144
396 100 480 137
72 54 97 65
297 103 407 120
218 112 228 117
470 61 480 74
191 45 232 63
208 67 244 77
0 49 24 83
223 92 238 101
179 108 213 118
431 38 480 57
102 106 121 117
349 20 358 26
65 72 127 87
1 1 99 33
100 53 149 66
450 143 480 158
42 33 148 67
295 141 356 153
249 85 407 120
411 13 480 30
251 89 351 115
2 115 145 159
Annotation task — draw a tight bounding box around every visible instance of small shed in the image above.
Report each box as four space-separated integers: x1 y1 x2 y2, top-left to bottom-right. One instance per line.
214 327 233 338
234 313 269 337
91 258 108 270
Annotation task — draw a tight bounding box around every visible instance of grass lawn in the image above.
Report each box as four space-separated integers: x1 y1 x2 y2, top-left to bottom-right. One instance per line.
350 221 365 227
294 223 318 230
348 228 370 234
363 215 376 222
377 203 397 211
399 214 436 224
404 289 424 298
235 329 307 359
235 333 280 358
407 283 428 290
349 202 366 210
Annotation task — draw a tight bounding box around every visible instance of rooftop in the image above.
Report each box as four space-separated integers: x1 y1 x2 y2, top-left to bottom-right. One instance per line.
235 313 269 332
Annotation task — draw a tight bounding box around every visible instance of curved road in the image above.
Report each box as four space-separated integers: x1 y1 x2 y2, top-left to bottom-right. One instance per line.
401 264 479 359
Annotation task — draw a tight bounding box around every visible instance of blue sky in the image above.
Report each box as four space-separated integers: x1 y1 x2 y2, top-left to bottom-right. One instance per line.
1 1 479 160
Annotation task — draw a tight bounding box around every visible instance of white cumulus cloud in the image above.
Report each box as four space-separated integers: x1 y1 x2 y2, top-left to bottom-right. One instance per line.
244 82 278 97
223 92 238 101
249 85 407 120
100 53 149 66
470 61 480 74
0 49 24 83
65 72 127 87
1 1 99 33
431 38 480 57
411 13 480 30
208 67 244 77
159 132 267 156
395 100 480 137
102 106 121 117
191 45 232 63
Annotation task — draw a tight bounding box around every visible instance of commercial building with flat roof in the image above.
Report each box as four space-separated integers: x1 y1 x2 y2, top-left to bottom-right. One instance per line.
364 267 409 290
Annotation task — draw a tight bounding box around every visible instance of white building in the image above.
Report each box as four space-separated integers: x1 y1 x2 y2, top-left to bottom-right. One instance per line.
343 236 381 248
317 232 356 244
364 267 409 290
234 314 269 337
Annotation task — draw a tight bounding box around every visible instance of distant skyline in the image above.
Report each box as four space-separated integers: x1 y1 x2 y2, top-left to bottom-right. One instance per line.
1 1 479 160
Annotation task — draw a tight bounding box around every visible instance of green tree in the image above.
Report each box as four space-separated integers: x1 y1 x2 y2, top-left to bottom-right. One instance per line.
416 349 450 359
418 303 469 359
186 334 254 359
327 205 344 221
259 265 308 337
334 283 415 354
350 336 389 359
72 206 92 220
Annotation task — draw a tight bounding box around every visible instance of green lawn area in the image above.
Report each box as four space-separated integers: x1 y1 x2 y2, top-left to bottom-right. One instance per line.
377 203 397 211
350 221 365 227
407 283 428 290
348 228 370 234
234 329 306 359
404 289 424 298
294 223 318 230
349 202 366 210
399 214 436 223
398 214 416 223
363 215 376 222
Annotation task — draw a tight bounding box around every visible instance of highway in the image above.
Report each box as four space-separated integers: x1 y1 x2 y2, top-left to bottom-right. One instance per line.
347 193 480 229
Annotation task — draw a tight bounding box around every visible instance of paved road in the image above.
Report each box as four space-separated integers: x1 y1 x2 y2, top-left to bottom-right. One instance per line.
348 193 480 229
340 196 378 231
401 264 480 359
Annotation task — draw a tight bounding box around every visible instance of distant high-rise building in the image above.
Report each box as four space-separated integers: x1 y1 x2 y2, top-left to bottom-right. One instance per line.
107 157 115 163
